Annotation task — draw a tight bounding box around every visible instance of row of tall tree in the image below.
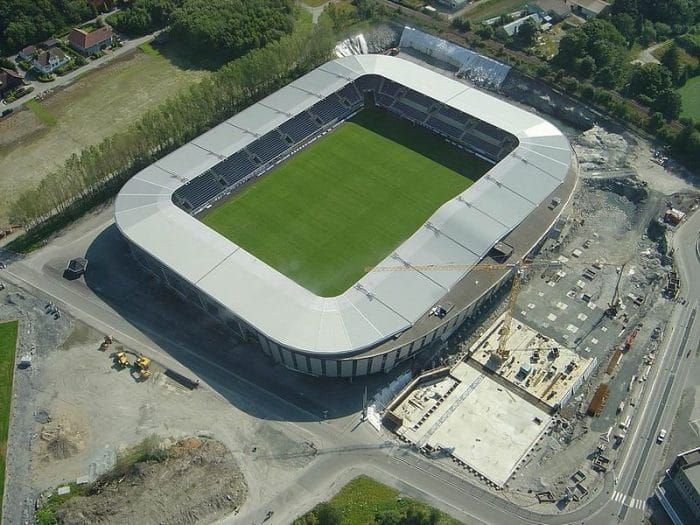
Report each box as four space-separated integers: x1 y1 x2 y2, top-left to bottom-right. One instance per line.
9 18 335 229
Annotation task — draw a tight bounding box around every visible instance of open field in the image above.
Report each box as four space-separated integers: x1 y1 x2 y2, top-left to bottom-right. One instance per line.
293 476 462 525
677 76 700 120
0 320 18 523
0 48 209 227
202 108 490 297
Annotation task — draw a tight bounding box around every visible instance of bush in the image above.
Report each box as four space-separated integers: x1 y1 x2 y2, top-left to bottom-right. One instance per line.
451 17 471 32
581 83 595 100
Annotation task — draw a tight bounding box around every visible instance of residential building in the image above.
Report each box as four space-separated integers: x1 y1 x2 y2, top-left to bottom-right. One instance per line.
0 67 24 98
527 0 572 22
32 48 69 75
503 13 545 37
656 447 700 525
68 26 113 56
18 45 37 61
40 37 60 50
435 0 470 8
570 0 610 18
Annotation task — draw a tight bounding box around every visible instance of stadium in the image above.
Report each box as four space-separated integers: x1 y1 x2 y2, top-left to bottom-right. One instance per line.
115 54 577 378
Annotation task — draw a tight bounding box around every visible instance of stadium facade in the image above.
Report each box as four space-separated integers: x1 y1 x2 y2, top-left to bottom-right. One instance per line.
115 55 577 377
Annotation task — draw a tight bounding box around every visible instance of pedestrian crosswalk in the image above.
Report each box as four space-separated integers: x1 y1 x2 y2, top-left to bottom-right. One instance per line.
612 491 646 510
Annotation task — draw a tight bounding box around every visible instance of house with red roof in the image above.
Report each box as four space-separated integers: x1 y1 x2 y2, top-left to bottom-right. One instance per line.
68 26 113 56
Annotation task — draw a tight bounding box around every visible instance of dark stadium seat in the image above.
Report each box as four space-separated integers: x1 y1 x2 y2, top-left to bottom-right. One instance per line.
462 131 501 159
390 101 427 123
380 79 402 97
374 93 395 108
474 120 508 142
402 90 434 110
174 172 225 210
211 150 257 186
278 111 320 143
308 94 351 124
337 83 362 108
246 130 291 164
354 74 382 93
438 104 468 124
426 116 464 140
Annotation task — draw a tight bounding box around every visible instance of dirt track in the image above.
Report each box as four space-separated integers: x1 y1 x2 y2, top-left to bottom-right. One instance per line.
54 437 247 525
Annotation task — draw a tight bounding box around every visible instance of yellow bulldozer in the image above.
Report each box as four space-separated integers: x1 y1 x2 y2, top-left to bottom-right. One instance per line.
114 351 129 369
133 356 152 379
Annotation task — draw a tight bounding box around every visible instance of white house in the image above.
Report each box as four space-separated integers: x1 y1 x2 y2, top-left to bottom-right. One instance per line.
32 48 69 75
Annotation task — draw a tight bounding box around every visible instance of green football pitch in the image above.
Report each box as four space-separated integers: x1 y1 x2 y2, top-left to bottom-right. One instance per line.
202 108 491 297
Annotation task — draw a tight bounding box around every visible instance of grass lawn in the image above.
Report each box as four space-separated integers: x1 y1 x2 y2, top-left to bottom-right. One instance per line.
293 476 462 525
465 0 528 20
202 107 490 297
0 47 209 227
677 76 700 120
0 320 19 524
24 99 58 126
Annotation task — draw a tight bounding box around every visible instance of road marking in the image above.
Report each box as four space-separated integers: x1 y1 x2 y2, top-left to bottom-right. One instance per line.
612 491 645 510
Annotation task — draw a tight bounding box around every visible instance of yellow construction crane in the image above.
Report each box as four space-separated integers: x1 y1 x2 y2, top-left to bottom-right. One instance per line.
496 269 522 359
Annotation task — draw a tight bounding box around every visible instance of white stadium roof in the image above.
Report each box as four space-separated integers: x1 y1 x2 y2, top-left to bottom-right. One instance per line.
115 55 574 356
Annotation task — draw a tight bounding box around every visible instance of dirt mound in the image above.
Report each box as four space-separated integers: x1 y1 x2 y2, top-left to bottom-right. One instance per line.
55 437 247 525
46 436 80 460
39 419 86 462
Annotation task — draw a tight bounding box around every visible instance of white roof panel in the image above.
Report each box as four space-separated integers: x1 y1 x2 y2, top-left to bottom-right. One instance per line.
155 143 219 181
227 103 288 135
192 123 251 158
258 85 318 116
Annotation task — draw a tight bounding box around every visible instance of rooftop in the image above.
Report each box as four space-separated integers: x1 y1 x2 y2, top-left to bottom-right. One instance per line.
69 26 113 50
570 0 610 14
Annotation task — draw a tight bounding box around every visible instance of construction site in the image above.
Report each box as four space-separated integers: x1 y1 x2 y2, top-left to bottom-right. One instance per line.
381 122 699 509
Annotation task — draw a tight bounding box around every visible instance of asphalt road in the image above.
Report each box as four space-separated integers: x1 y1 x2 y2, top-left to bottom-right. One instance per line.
1 204 698 525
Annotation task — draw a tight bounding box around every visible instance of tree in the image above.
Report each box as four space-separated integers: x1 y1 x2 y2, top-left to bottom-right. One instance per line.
170 0 295 63
314 503 341 525
648 111 666 131
638 19 657 46
651 89 682 120
476 23 494 40
514 18 539 49
451 16 471 32
611 12 636 45
375 510 404 525
576 56 596 78
627 63 672 100
661 43 688 86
